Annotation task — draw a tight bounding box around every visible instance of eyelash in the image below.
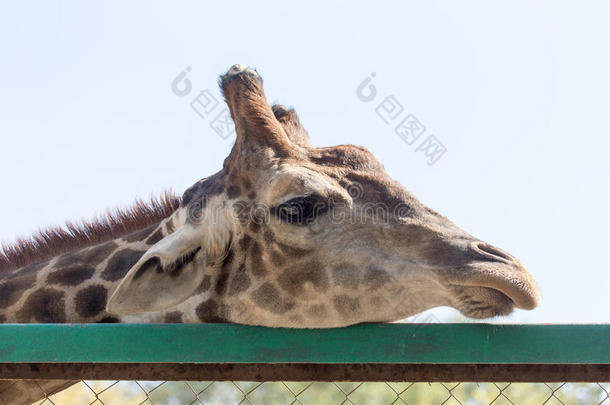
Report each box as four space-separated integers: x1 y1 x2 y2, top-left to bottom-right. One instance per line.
276 195 329 225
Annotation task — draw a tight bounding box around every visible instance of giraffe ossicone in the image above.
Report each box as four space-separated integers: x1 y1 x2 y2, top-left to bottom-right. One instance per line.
1 64 541 330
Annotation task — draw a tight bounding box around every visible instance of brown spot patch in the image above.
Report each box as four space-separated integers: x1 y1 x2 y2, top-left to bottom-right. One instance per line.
251 282 294 314
233 202 251 225
278 261 329 297
197 275 212 293
215 250 235 295
270 250 286 267
226 185 241 199
164 311 183 323
17 288 66 322
331 263 362 289
82 241 120 264
55 251 82 268
364 266 392 289
263 230 275 243
215 271 230 296
242 177 253 192
47 264 95 286
8 260 48 278
182 173 224 205
238 234 252 251
228 264 250 296
0 271 37 308
247 191 256 200
0 314 5 323
249 242 266 277
98 316 120 323
101 249 145 281
146 228 164 245
333 295 361 318
74 285 108 318
221 249 235 268
195 299 228 323
54 241 119 268
248 221 261 233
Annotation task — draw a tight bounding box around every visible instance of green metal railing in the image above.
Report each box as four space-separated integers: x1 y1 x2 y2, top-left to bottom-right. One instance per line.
0 324 609 381
1 323 609 363
1 324 609 404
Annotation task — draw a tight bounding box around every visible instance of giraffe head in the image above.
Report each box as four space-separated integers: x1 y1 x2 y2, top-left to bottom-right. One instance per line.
107 65 540 326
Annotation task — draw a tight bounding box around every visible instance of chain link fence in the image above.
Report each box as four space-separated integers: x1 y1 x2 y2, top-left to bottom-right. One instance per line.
31 380 610 405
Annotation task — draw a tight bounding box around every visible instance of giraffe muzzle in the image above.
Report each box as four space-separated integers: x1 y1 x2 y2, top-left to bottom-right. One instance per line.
451 241 541 311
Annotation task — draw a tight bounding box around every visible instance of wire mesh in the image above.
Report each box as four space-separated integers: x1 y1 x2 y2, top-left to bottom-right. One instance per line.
31 381 610 405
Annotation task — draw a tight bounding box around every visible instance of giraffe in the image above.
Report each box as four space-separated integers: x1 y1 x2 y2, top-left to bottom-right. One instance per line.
0 64 540 403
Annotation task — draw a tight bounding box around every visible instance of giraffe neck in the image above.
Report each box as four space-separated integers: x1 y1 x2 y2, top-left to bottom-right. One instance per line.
0 219 172 323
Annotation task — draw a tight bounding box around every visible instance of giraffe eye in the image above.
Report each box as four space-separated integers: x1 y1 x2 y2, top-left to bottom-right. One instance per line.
276 195 329 225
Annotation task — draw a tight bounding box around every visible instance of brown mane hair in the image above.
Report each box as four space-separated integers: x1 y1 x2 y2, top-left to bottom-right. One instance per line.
0 191 181 272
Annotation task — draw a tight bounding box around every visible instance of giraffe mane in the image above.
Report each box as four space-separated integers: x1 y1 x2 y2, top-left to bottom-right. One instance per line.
0 191 181 272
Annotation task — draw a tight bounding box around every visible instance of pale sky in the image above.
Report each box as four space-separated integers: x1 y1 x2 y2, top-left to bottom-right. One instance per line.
1 1 608 323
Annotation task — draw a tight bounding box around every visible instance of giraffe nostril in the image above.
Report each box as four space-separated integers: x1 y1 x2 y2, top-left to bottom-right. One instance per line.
474 242 514 262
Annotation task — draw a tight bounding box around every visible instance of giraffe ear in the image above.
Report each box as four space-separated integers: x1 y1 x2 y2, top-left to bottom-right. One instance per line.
106 227 206 315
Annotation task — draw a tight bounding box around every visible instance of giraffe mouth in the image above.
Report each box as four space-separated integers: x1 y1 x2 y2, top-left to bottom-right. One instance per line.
447 259 540 318
450 284 515 319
